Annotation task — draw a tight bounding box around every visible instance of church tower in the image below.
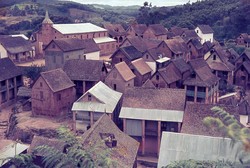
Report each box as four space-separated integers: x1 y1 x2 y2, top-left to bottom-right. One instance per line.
41 11 54 48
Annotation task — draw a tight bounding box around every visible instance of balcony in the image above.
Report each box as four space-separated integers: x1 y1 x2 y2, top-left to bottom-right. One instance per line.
0 86 7 92
197 91 206 98
186 90 195 97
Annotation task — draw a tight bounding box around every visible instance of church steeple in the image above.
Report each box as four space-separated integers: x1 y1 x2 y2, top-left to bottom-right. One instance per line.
42 10 53 24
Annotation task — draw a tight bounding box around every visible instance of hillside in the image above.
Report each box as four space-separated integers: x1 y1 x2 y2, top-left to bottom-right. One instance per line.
136 0 250 41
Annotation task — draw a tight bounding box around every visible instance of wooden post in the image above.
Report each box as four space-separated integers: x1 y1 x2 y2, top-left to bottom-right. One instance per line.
142 120 145 155
194 86 197 103
90 112 94 126
14 77 17 100
157 121 161 156
205 87 209 104
6 79 9 101
72 111 76 133
123 118 127 133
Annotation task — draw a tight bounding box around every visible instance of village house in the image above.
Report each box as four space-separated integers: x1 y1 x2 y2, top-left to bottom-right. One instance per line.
195 24 214 44
81 114 139 168
183 58 220 104
169 26 188 36
187 38 204 59
204 46 234 90
236 33 250 48
110 45 143 66
151 58 191 89
202 40 214 55
103 23 127 46
119 87 186 156
181 29 200 42
126 23 147 38
157 37 190 61
129 58 152 86
105 61 135 93
143 24 168 40
31 11 116 56
32 68 76 117
72 81 122 131
0 58 23 108
151 64 182 89
63 59 107 97
235 50 250 68
225 48 240 65
234 61 250 90
141 48 170 74
44 38 100 70
0 36 34 62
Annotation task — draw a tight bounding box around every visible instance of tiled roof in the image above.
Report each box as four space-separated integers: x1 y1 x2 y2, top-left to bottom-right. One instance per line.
120 46 143 61
172 58 191 74
158 66 181 84
40 68 75 92
81 114 139 168
188 38 203 49
146 48 167 61
148 24 167 36
0 36 33 54
63 59 106 81
123 87 186 111
0 58 22 81
131 24 147 35
142 79 156 89
53 23 107 34
131 58 152 75
181 103 239 137
28 136 65 156
164 38 188 54
115 62 136 81
184 58 219 87
123 36 161 52
46 38 100 53
197 24 214 34
169 26 188 36
103 23 127 37
181 30 200 41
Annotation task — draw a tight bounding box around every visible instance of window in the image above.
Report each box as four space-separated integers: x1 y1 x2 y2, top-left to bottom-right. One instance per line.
243 57 246 62
213 55 216 60
83 55 86 60
53 56 56 63
196 30 199 33
40 82 43 87
119 58 123 62
113 84 117 90
146 55 149 59
40 91 43 100
156 75 159 80
88 94 92 101
241 76 246 80
57 94 61 101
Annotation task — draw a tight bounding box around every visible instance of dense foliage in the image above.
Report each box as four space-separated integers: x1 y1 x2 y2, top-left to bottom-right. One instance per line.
137 0 250 41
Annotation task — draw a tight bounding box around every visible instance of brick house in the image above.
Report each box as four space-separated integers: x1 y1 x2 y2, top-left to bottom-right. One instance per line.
187 38 204 59
105 61 135 93
103 23 127 46
195 24 214 44
31 11 116 56
143 24 168 40
81 114 139 168
0 36 34 62
234 61 250 90
32 68 76 117
204 46 234 90
0 58 23 108
72 81 122 131
63 59 107 97
110 45 143 66
119 87 186 156
235 50 250 68
126 24 147 38
158 37 190 61
236 33 250 48
44 38 100 70
129 58 152 86
184 58 220 104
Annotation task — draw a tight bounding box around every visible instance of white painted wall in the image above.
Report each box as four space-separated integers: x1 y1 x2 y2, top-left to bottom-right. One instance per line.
195 27 214 44
146 61 156 75
85 51 100 60
0 44 8 59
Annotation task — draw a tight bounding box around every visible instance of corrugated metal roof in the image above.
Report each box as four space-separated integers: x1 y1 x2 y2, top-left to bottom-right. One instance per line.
119 107 184 122
72 81 122 113
93 37 116 44
0 142 29 166
158 132 244 168
53 23 107 35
